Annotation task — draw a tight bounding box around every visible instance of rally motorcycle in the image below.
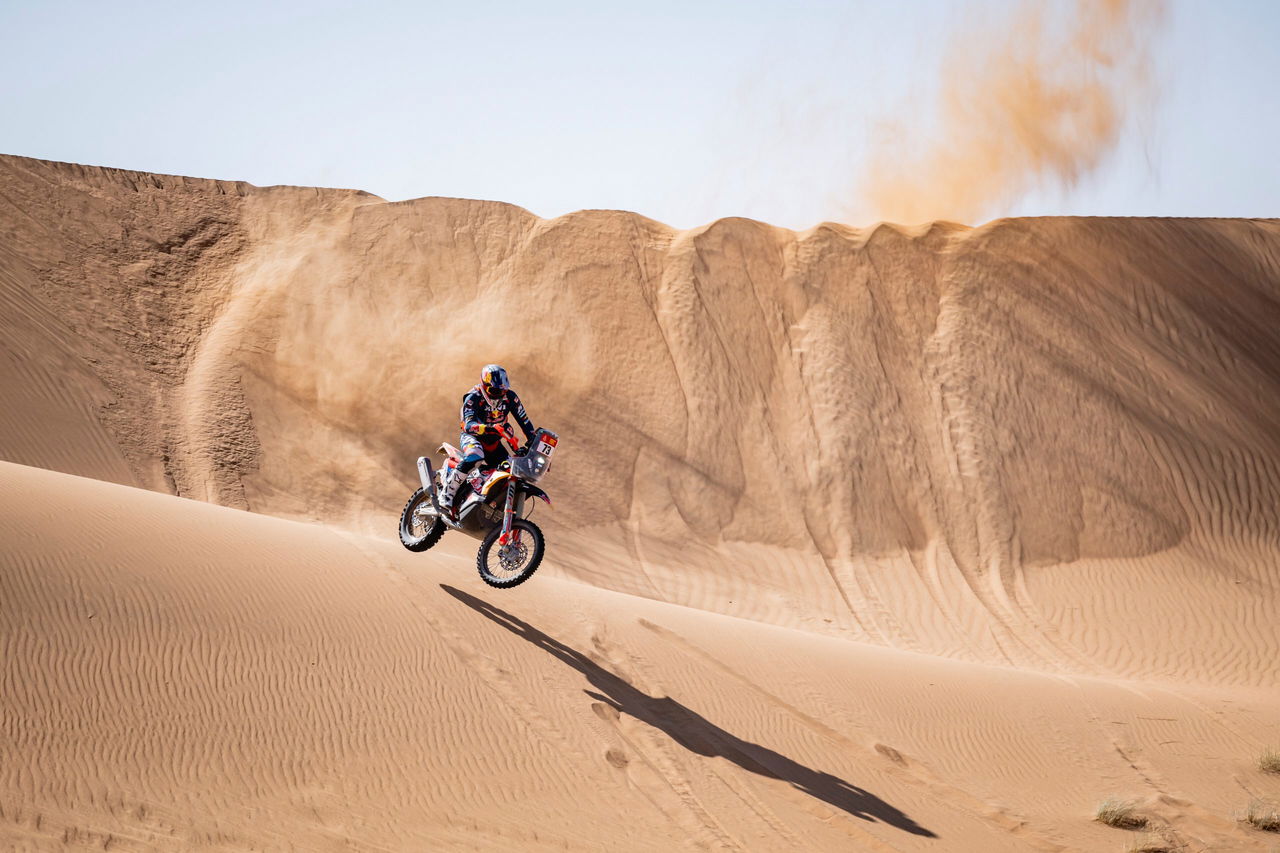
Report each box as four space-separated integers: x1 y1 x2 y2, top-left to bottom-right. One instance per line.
398 425 559 588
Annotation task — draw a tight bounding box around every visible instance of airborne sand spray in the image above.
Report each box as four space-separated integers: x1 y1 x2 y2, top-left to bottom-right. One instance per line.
860 0 1166 225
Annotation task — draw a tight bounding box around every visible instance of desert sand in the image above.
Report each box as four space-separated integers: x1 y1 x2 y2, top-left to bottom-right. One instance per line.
2 153 1278 850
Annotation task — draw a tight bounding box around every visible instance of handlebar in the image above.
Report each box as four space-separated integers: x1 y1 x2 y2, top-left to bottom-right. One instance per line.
492 424 519 453
474 423 528 454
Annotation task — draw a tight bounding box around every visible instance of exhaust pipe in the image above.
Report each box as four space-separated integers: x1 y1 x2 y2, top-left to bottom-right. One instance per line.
417 455 457 524
416 456 434 493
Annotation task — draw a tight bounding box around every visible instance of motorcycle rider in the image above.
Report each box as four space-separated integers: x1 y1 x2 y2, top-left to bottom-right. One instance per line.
439 364 538 512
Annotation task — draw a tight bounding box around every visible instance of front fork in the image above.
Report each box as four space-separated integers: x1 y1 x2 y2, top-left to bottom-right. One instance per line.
498 482 525 546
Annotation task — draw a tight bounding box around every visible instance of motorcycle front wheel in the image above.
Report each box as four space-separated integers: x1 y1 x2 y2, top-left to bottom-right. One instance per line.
399 487 446 552
476 519 545 588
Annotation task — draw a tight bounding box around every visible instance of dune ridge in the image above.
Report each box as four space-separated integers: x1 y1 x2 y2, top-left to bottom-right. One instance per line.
2 154 1279 850
3 154 1278 676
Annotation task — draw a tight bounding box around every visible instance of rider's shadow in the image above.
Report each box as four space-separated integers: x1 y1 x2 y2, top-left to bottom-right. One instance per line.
440 585 937 839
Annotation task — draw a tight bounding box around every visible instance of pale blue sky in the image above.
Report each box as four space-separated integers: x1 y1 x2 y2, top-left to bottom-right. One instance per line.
2 0 1277 228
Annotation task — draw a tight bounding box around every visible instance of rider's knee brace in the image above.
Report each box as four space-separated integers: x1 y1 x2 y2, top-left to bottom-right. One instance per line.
458 450 485 476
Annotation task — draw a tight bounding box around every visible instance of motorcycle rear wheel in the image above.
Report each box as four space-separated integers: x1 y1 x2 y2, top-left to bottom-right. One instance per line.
399 487 446 552
476 519 545 588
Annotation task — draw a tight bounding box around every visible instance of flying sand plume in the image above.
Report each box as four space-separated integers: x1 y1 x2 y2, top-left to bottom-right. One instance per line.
860 0 1166 225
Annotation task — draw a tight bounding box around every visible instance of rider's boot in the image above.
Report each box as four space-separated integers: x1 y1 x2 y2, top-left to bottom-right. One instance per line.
438 466 463 513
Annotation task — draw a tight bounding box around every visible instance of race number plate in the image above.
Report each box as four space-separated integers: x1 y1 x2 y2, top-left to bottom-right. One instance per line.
537 439 556 456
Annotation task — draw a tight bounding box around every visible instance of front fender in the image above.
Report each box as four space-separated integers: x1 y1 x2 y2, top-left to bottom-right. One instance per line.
519 483 552 506
481 474 552 506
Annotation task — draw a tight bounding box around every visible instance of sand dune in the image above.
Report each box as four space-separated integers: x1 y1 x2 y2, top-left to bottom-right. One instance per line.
2 154 1279 849
3 461 1278 851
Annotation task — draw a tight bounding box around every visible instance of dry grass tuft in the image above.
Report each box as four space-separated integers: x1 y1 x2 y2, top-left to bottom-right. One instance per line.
1260 747 1280 774
1096 798 1148 830
1243 799 1280 832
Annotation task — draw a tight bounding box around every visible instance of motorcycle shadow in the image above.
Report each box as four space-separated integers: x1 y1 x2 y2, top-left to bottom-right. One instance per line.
440 584 936 839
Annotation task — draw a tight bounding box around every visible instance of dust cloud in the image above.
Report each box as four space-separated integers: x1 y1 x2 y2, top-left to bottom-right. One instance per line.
859 0 1166 225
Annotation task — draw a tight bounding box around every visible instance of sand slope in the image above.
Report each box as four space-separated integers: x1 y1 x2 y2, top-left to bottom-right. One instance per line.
2 154 1280 849
3 461 1278 851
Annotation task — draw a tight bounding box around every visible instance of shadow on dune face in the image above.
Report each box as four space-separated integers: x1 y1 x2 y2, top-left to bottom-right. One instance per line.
441 585 937 838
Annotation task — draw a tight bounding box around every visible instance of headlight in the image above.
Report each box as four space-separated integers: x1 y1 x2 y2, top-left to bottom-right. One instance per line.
515 453 550 482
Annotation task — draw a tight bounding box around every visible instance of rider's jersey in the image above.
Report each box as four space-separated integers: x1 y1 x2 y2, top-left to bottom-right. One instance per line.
460 384 536 447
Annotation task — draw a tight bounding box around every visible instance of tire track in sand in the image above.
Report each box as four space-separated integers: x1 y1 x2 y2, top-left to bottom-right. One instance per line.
332 531 748 850
638 617 1069 852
